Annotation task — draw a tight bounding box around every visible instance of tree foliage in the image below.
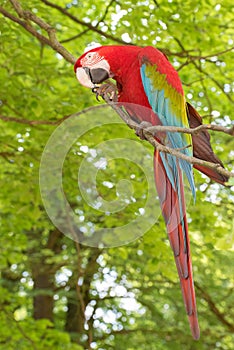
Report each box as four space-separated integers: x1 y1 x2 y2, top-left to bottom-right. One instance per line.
0 1 233 349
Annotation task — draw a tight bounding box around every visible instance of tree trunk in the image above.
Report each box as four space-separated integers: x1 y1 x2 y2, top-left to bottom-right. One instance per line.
65 296 85 333
31 229 63 321
32 269 54 321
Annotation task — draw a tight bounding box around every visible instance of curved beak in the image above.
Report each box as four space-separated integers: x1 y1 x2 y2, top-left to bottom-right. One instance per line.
76 67 110 88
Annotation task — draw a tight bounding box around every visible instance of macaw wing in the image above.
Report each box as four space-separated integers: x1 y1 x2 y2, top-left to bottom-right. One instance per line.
138 47 195 198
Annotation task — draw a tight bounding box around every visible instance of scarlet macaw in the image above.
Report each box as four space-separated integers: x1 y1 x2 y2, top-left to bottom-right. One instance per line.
74 45 228 339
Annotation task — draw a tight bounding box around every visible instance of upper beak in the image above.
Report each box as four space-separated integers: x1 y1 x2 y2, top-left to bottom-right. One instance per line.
76 67 110 88
88 68 110 84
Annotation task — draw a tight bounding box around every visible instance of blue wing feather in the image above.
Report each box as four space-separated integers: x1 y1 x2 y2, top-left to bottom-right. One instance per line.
140 63 196 199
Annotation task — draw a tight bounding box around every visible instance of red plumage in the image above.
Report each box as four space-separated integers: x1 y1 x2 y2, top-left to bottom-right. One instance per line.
74 45 229 340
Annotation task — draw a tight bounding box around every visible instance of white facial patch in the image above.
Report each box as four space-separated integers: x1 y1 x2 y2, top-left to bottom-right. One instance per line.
81 52 104 67
81 52 110 73
76 67 95 88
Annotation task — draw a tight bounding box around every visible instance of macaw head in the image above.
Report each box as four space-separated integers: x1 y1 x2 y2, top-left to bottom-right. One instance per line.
74 45 142 89
74 46 113 89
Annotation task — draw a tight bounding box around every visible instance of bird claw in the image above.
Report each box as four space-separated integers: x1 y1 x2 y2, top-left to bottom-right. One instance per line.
135 121 153 140
92 82 118 102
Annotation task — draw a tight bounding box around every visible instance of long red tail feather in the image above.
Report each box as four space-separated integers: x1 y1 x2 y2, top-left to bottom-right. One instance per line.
154 149 200 340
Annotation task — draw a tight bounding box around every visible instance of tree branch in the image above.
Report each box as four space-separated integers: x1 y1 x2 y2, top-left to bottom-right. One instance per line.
2 107 232 135
146 123 234 137
4 310 38 350
0 105 110 126
98 0 117 24
0 113 71 125
195 282 234 333
100 97 234 180
192 60 233 103
1 102 233 180
40 0 130 46
60 28 90 44
173 36 234 70
1 1 75 64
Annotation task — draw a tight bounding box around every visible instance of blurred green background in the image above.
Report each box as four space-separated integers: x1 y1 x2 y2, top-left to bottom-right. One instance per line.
0 1 233 349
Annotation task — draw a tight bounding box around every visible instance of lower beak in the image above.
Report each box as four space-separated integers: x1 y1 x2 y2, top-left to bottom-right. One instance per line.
88 68 110 84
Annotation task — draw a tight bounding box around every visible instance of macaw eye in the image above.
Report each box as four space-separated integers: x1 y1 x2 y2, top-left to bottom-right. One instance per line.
86 52 96 60
81 51 104 67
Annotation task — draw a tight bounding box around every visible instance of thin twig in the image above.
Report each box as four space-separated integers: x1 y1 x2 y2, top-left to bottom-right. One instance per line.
0 113 71 125
0 105 109 126
60 29 90 44
189 46 234 61
5 310 38 350
40 0 131 46
146 123 234 136
192 60 233 104
195 282 234 332
98 0 116 24
173 36 234 68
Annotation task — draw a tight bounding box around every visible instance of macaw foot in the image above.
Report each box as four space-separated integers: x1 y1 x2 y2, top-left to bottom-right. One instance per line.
135 121 153 140
92 81 118 102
